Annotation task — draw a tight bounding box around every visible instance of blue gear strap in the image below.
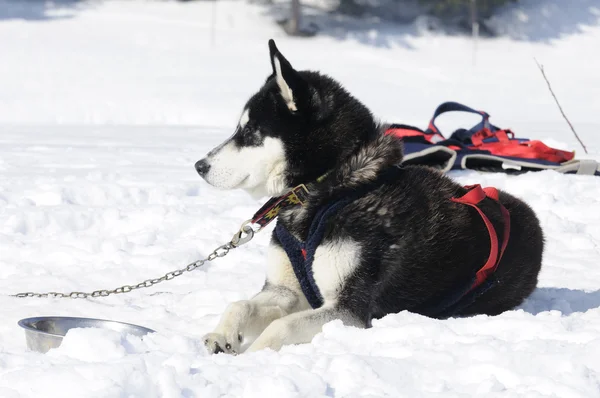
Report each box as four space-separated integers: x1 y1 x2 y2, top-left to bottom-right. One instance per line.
275 222 322 308
426 101 498 137
275 197 354 309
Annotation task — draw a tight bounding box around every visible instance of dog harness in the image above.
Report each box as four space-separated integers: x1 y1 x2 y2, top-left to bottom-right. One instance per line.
275 197 355 309
257 168 511 317
422 184 512 319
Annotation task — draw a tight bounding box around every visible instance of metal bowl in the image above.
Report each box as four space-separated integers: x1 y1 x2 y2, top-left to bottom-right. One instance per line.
18 316 155 353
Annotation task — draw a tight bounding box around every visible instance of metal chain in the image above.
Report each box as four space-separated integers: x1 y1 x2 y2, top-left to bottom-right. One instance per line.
12 221 257 299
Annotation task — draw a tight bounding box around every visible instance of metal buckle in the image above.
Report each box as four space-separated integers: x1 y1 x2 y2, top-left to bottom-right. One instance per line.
290 184 309 206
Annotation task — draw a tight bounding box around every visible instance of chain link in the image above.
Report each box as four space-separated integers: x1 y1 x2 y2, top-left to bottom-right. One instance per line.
12 222 256 299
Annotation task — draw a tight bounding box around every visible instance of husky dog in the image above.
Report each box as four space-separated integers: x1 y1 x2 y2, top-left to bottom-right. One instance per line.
195 39 544 354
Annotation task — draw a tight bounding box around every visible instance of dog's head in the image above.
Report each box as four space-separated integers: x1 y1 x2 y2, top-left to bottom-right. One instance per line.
195 39 378 198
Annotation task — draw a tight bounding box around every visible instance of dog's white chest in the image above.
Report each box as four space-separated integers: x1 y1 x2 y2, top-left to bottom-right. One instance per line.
312 239 361 303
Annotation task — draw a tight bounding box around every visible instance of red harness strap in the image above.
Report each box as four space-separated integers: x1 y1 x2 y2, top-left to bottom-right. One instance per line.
385 126 445 144
451 184 511 291
469 128 575 164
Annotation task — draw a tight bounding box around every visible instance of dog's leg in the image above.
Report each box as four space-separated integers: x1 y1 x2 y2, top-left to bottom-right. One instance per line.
203 242 310 354
245 306 365 352
203 285 297 354
246 237 367 352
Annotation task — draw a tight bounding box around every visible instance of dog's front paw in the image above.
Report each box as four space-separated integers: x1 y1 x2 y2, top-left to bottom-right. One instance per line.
203 332 241 355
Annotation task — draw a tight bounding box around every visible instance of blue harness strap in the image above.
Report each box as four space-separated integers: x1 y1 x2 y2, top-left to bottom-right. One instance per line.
275 166 404 309
275 197 355 309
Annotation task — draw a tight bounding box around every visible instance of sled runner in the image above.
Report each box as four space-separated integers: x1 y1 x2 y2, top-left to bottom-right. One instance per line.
386 101 600 176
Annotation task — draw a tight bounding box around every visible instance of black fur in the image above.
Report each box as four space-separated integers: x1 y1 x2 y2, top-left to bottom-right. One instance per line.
234 40 379 188
278 132 543 321
204 39 544 322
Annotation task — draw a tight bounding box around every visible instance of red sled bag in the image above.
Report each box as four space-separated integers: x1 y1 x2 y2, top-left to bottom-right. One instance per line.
385 102 599 176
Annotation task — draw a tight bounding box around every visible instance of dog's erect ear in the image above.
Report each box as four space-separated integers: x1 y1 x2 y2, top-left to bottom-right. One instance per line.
268 39 306 112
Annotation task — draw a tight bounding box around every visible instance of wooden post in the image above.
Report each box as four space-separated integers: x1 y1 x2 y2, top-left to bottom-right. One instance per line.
471 0 479 65
287 0 301 36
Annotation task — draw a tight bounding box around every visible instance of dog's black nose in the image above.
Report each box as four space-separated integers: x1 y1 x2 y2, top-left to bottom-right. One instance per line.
195 159 210 176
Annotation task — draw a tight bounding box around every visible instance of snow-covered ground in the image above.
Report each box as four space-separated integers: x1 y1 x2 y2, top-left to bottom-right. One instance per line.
1 0 600 396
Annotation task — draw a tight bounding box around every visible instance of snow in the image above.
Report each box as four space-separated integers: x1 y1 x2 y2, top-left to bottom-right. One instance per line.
1 0 600 396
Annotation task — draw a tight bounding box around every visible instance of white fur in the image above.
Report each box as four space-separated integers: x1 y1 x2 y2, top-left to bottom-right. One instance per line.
203 136 287 197
312 239 361 303
239 109 249 129
246 305 364 352
274 57 297 112
246 306 333 352
204 290 294 355
266 245 310 306
203 243 311 354
245 241 365 352
263 159 288 198
204 241 363 354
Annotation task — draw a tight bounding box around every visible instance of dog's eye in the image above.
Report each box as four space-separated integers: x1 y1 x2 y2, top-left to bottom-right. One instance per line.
240 128 262 146
233 123 263 148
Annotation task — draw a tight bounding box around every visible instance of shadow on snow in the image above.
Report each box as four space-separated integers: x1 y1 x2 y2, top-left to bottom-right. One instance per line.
520 287 600 315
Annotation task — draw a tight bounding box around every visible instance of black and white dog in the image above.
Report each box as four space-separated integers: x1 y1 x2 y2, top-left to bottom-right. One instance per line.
195 40 544 354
